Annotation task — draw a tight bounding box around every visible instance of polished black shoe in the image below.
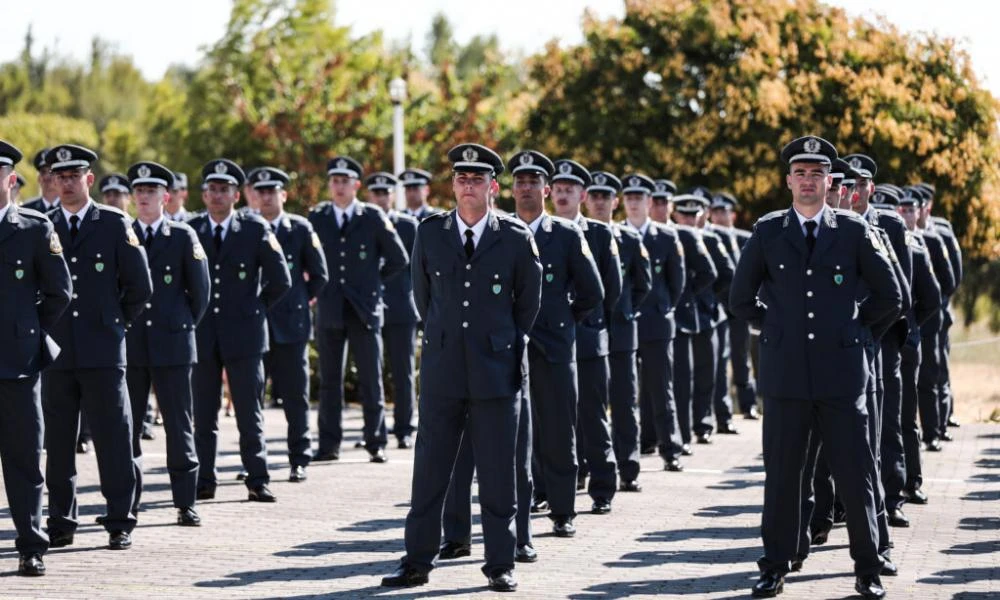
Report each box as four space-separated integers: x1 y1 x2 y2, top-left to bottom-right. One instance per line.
552 516 576 537
196 487 216 501
397 436 412 449
940 431 954 442
368 448 388 463
236 470 248 481
855 574 886 599
887 508 909 527
640 445 656 455
680 443 693 456
289 465 307 482
108 531 132 550
591 498 612 514
925 439 943 452
718 422 740 434
743 406 760 420
576 475 587 490
248 485 276 502
833 506 847 523
790 558 804 572
95 514 107 525
751 571 784 598
907 488 929 504
381 564 428 587
177 507 202 527
946 417 961 427
696 433 713 444
18 553 45 576
313 449 340 462
530 498 549 513
487 568 518 592
48 530 73 548
141 430 156 441
76 441 90 454
515 544 538 563
438 541 471 560
811 527 830 545
880 558 898 576
664 458 684 472
354 441 365 449
619 479 642 492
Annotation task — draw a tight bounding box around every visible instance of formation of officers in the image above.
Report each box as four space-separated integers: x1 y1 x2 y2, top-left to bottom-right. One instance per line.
0 135 962 598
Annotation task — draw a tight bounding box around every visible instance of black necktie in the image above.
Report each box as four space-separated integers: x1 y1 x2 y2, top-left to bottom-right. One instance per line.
144 226 154 248
464 229 475 259
341 211 349 229
69 215 79 241
213 224 223 252
271 223 278 234
804 220 817 257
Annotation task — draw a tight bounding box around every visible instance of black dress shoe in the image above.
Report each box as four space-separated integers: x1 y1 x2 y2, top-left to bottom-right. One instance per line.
833 506 847 523
248 485 276 502
397 436 412 449
530 498 549 513
681 444 693 456
438 541 471 560
591 498 612 514
696 433 713 444
576 475 587 490
381 564 428 587
640 445 656 455
487 568 517 592
880 558 898 576
354 441 365 449
177 507 201 526
552 516 576 537
108 531 132 550
313 450 340 462
811 527 830 545
925 439 943 452
790 558 804 572
718 422 740 434
940 431 954 442
76 441 90 454
48 530 73 548
369 448 388 463
141 430 155 441
946 417 960 427
751 571 784 598
289 465 307 482
515 544 538 563
664 458 684 472
743 406 760 420
236 470 248 481
887 508 909 527
855 574 886 599
95 514 107 525
907 488 928 504
619 479 642 492
18 553 45 576
196 487 216 500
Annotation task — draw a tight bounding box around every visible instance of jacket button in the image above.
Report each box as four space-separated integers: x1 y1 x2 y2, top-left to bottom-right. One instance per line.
466 264 472 270
806 291 813 298
146 303 152 309
340 265 345 271
72 311 79 317
339 278 345 284
808 312 814 319
462 321 468 328
806 269 813 275
464 282 470 288
808 333 815 340
72 293 78 299
146 320 152 326
214 278 220 284
463 301 469 307
71 257 77 263
213 307 220 314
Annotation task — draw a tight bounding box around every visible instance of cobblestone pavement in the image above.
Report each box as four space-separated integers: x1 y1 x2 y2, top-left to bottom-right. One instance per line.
1 404 997 599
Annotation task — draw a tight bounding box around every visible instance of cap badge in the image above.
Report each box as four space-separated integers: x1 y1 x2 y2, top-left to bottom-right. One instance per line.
462 148 478 162
628 177 639 188
655 183 666 192
849 157 862 169
56 148 72 162
376 176 386 185
259 169 271 181
519 153 533 166
594 174 607 185
108 176 119 187
214 162 228 174
403 172 413 181
693 188 705 197
803 138 821 153
137 165 151 178
336 158 347 170
558 163 572 175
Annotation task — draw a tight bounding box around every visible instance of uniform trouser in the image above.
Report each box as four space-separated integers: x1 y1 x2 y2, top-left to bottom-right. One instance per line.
404 393 518 576
126 365 199 512
638 338 682 461
638 382 656 450
266 341 312 467
713 321 736 426
528 351 578 519
866 348 891 557
900 343 923 492
443 390 533 548
917 332 941 444
798 414 823 561
316 311 388 453
575 355 617 502
758 394 883 578
43 367 137 535
0 376 48 555
673 333 693 444
809 445 835 536
193 352 270 490
879 335 907 512
675 330 718 440
728 315 758 413
609 350 641 482
937 321 953 433
384 323 416 440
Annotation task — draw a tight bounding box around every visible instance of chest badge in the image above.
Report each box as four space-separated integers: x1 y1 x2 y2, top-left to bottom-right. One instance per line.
15 269 24 279
239 271 247 280
545 273 554 283
654 265 662 273
359 251 367 260
492 283 502 295
833 274 844 285
164 274 173 284
95 262 105 273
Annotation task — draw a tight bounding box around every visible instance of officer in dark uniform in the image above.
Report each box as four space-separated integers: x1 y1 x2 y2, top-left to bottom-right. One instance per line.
165 172 191 222
189 159 291 502
624 174 687 471
0 140 72 576
363 171 419 448
254 167 328 482
399 168 441 220
43 144 153 551
381 143 542 592
310 156 408 463
21 148 60 213
550 158 622 513
584 172 652 491
732 136 900 600
124 161 210 525
98 173 132 213
12 173 25 203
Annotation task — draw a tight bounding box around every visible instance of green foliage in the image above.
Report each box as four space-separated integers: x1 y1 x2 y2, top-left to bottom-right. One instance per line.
0 113 98 197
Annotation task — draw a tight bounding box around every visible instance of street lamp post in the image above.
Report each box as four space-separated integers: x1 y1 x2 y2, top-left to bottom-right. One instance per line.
389 77 407 212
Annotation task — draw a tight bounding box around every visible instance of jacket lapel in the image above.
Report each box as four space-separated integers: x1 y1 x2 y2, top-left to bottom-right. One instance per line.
0 204 18 246
218 215 240 263
810 206 839 262
534 214 554 251
444 210 470 261
780 208 808 258
471 211 502 261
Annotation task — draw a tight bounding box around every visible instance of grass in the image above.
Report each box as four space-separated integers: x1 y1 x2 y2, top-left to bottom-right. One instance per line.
947 308 1000 423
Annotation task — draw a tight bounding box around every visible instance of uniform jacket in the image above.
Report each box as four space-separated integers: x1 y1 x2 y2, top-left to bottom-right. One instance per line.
920 228 956 300
21 197 59 214
382 211 420 326
309 201 408 330
0 205 71 378
574 216 622 361
267 213 328 345
189 211 291 361
730 207 902 400
47 201 152 370
126 219 210 367
608 225 651 353
930 216 962 288
672 225 717 335
699 228 735 328
635 222 688 342
412 210 542 399
907 235 943 344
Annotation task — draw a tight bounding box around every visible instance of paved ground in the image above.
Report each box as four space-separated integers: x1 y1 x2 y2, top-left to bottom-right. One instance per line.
1 403 997 599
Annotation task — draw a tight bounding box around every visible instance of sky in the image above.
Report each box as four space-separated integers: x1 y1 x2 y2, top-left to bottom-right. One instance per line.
2 0 997 97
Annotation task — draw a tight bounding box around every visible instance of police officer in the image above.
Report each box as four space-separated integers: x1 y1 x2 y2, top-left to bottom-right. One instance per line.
363 171 418 448
189 158 291 502
551 158 622 513
624 174 687 471
12 173 25 203
21 148 60 213
732 136 900 600
310 156 408 462
381 143 541 592
584 172 652 491
43 144 153 551
399 168 441 219
124 161 210 525
0 140 72 576
98 173 132 213
165 172 191 222
254 167 328 482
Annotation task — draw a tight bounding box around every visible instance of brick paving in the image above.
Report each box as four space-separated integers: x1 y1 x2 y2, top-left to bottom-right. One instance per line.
1 404 996 599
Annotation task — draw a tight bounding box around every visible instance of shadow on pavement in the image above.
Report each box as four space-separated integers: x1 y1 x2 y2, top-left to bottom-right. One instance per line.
640 526 758 542
917 566 999 585
961 490 1000 502
567 570 758 598
706 479 764 491
253 584 484 599
338 518 406 533
694 505 761 518
274 539 404 557
957 516 1000 530
940 540 1000 555
604 545 758 567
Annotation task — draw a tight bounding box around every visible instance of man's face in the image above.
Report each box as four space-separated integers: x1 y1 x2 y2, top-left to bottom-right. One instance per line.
584 191 617 222
513 172 548 217
710 206 735 227
257 186 286 220
367 189 392 212
786 162 831 206
551 181 584 219
673 211 698 227
623 192 650 222
166 187 187 212
0 166 14 206
133 184 165 223
897 205 918 230
452 171 495 215
204 181 239 217
102 190 131 211
855 179 873 205
825 183 842 208
38 168 57 198
243 184 260 210
404 184 428 209
650 196 671 223
918 203 931 227
328 175 360 205
53 168 94 207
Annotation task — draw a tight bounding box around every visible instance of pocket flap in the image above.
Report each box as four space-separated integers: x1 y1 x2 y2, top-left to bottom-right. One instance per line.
489 329 516 352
